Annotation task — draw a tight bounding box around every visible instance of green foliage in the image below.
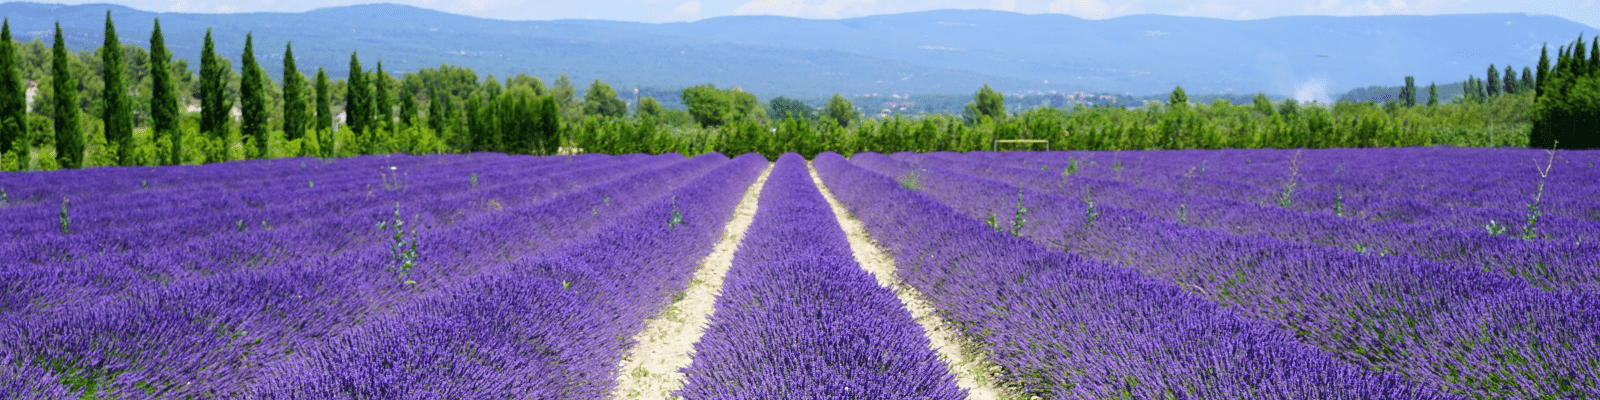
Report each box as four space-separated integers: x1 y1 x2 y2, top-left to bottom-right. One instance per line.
200 29 232 142
0 19 25 159
667 195 683 230
314 68 333 154
240 34 269 158
1487 64 1501 97
102 11 133 166
974 84 1004 122
373 62 392 144
767 96 814 121
149 19 181 165
386 202 419 285
1400 76 1416 107
897 169 922 191
825 93 856 128
682 84 760 128
282 43 307 142
582 79 626 118
59 197 69 234
51 23 82 169
1169 85 1188 108
1532 35 1600 149
346 51 368 150
637 96 663 118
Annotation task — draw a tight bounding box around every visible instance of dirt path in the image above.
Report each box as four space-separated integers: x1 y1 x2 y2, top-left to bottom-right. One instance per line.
809 163 1005 400
610 164 772 400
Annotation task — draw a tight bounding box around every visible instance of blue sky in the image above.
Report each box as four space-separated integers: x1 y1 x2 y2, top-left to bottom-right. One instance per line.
37 0 1600 28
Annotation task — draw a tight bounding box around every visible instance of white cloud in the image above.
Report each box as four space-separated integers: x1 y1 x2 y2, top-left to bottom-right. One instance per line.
1049 0 1116 19
667 0 704 21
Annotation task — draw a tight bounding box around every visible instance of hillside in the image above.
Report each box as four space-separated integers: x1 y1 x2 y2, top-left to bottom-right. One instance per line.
0 2 1590 99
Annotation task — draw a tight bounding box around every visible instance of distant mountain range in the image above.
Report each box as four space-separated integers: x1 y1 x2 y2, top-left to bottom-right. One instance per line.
0 2 1591 101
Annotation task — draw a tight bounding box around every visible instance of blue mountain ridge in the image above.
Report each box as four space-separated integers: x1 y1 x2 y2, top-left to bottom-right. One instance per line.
0 2 1591 100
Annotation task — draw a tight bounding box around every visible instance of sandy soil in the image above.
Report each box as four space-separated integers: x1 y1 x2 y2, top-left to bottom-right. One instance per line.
609 164 772 400
809 163 1005 400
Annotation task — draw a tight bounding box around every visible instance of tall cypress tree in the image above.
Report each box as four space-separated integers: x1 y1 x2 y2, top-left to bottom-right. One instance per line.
399 87 416 129
1520 67 1533 93
314 67 332 149
149 19 180 165
52 23 82 169
0 19 25 158
1536 44 1550 99
102 11 133 165
427 86 444 134
1591 39 1599 75
1427 82 1438 106
373 61 391 136
239 33 268 158
345 52 366 150
1401 76 1416 107
1497 64 1510 94
199 29 230 142
1486 64 1500 97
282 42 306 142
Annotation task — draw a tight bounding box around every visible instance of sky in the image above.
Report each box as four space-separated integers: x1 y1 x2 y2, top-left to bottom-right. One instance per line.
34 0 1600 28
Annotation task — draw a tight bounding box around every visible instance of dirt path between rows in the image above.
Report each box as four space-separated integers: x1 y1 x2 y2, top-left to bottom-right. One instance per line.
610 164 772 400
810 163 1004 400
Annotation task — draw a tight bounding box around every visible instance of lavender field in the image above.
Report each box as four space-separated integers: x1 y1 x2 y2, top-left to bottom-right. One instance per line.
1 147 1597 399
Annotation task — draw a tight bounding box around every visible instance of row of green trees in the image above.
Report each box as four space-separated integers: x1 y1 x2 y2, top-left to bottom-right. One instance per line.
0 13 1564 171
1531 35 1600 149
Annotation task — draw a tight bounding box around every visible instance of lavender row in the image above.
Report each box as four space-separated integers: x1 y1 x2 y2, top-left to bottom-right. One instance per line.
676 153 963 399
896 152 1600 293
849 152 1600 398
0 154 678 318
0 154 730 398
813 152 1448 399
251 153 767 399
995 148 1600 244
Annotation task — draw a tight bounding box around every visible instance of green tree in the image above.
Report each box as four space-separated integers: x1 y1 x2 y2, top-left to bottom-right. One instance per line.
1427 82 1438 107
1503 65 1517 95
282 42 307 142
825 93 855 128
52 22 82 168
1252 92 1274 115
767 96 814 121
1537 44 1551 98
682 84 757 128
1400 76 1416 107
975 84 1005 121
0 19 26 158
239 33 268 158
101 11 133 165
346 52 368 150
199 29 231 142
373 61 391 137
537 93 560 155
427 86 449 134
314 67 332 140
149 19 181 165
1486 64 1500 97
399 86 417 128
636 96 663 118
552 73 575 112
581 79 626 117
1168 85 1188 108
1521 66 1534 93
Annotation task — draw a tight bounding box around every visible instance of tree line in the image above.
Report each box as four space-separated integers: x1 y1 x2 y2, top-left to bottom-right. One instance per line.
0 13 1568 171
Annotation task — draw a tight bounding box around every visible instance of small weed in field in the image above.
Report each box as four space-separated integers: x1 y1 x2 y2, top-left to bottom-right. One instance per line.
898 170 923 191
381 166 408 191
1520 143 1558 241
141 180 147 190
308 180 314 188
561 280 572 290
1275 150 1303 209
668 196 684 230
1333 189 1346 217
1179 203 1188 224
387 202 420 285
1082 189 1100 229
1010 190 1027 237
470 173 478 189
237 219 245 232
1485 220 1507 236
1 188 8 206
58 198 70 234
1062 157 1080 178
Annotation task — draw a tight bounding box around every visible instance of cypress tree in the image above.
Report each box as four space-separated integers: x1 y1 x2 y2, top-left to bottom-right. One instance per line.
345 52 366 150
1401 76 1416 107
282 42 307 142
314 67 331 140
102 11 133 165
1574 36 1587 69
1591 39 1599 75
199 29 230 142
1427 82 1438 106
1503 65 1517 95
538 94 560 155
52 23 83 169
1536 44 1550 99
1521 67 1533 93
427 86 444 134
239 33 268 158
0 19 25 158
373 61 391 136
149 19 180 165
1486 64 1500 97
399 87 417 129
